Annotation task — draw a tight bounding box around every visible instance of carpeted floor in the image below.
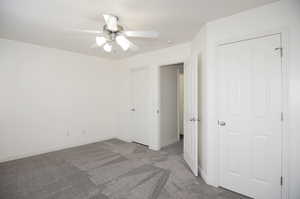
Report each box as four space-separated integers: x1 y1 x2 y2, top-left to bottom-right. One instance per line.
0 139 250 199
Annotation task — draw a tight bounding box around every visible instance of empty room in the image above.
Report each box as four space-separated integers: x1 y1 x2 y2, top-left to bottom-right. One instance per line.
0 0 299 199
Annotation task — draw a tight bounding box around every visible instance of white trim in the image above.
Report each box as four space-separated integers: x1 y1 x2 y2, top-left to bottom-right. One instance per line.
215 28 289 199
184 152 198 176
149 145 161 151
280 30 289 199
0 137 115 163
160 137 179 148
177 69 181 140
199 167 209 184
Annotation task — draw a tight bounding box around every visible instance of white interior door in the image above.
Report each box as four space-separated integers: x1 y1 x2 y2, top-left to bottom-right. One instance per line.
184 58 198 176
130 67 150 146
218 34 282 199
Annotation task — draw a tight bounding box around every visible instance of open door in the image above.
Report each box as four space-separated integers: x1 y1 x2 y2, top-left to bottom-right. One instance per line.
183 57 199 176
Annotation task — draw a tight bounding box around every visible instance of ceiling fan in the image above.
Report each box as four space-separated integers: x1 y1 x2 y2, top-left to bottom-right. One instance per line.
71 14 159 53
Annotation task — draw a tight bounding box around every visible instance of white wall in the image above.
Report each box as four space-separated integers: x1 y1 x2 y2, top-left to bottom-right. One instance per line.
115 43 190 150
190 1 300 198
3 1 298 197
0 39 119 162
160 64 180 147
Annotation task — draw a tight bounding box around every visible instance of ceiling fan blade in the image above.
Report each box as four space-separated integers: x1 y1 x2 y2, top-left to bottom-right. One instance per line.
116 35 130 51
116 35 139 51
95 36 107 47
123 31 159 38
128 39 139 51
66 28 103 34
90 36 107 49
103 14 118 31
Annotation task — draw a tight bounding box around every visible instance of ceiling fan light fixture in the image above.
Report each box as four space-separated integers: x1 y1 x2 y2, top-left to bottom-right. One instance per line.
96 36 106 47
116 35 130 51
103 43 112 52
72 14 158 54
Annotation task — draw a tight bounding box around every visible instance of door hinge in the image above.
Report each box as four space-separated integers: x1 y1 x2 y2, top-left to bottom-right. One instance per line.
280 176 283 186
281 112 284 122
275 47 283 57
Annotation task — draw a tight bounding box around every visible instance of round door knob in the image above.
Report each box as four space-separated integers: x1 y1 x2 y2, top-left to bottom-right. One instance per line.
218 121 226 126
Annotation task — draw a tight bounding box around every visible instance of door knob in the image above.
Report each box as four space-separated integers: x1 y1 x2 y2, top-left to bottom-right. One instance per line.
189 117 200 122
130 108 136 112
218 120 226 126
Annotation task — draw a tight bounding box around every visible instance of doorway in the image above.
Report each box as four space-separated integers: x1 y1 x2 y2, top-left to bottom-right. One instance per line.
159 63 184 150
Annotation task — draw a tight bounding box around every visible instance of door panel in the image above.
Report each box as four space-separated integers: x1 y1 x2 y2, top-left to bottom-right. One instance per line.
218 34 282 199
184 58 198 176
130 67 150 146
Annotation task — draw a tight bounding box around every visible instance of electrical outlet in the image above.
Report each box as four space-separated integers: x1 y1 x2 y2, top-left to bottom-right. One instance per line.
82 130 86 135
67 130 70 136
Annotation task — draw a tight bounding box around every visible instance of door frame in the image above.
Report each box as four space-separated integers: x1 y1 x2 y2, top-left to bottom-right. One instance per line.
215 29 289 199
177 68 184 141
158 63 183 147
157 61 186 149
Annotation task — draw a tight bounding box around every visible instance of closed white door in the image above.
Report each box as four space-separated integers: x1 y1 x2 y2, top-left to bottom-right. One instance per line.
218 34 282 199
184 58 198 176
130 67 150 146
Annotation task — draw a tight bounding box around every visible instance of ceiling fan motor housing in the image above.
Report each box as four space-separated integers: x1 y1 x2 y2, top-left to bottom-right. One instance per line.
103 24 124 41
103 24 124 34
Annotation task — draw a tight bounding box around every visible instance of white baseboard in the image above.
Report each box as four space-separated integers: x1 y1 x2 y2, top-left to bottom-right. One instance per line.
117 137 133 143
149 145 161 151
0 137 115 163
160 137 179 148
199 167 209 185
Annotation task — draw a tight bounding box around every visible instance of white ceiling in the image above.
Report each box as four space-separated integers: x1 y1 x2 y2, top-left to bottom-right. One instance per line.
0 0 278 60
